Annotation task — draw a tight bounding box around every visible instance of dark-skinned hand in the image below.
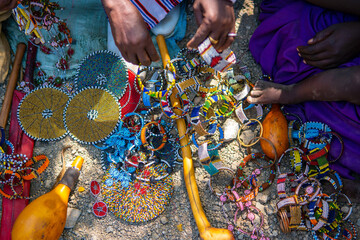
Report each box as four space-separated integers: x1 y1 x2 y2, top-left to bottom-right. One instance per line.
297 22 360 69
187 0 236 52
0 0 17 10
102 0 159 66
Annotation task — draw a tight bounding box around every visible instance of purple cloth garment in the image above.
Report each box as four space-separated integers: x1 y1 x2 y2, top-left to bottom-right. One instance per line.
249 0 360 179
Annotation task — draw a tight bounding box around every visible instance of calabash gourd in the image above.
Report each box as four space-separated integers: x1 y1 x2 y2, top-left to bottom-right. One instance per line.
260 104 289 160
12 156 84 240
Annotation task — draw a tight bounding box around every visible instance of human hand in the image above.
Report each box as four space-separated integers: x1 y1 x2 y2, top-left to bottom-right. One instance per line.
102 0 159 66
0 0 17 11
297 22 360 69
187 0 235 52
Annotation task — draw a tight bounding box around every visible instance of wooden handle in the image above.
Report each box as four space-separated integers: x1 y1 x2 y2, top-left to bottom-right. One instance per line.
155 35 234 240
0 42 26 128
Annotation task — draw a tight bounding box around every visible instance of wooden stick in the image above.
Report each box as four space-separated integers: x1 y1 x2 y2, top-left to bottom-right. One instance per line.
0 42 26 128
156 35 234 240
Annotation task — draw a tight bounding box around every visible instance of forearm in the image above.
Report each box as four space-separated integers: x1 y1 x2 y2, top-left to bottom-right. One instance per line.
305 0 360 16
294 65 360 104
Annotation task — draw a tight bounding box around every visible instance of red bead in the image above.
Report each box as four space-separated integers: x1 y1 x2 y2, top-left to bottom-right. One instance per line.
35 62 41 67
68 48 74 57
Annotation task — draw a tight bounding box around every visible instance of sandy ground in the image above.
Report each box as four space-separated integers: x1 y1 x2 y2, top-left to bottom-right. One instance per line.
1 1 359 240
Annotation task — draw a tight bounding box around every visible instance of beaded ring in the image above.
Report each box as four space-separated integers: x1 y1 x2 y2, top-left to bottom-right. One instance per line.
237 119 263 147
140 121 167 151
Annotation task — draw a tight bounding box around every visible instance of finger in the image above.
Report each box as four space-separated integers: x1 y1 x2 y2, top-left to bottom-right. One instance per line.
307 28 333 45
303 58 338 69
210 31 222 47
299 51 332 62
214 32 228 51
218 27 236 52
126 52 140 66
145 44 160 63
297 42 327 56
187 22 211 49
137 50 152 66
193 1 203 25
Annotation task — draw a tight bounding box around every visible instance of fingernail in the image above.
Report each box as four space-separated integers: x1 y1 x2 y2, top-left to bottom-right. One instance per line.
308 38 314 44
296 48 300 52
303 60 307 64
298 53 301 57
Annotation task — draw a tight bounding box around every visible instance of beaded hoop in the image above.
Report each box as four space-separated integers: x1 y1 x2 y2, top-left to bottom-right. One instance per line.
295 177 321 205
140 121 167 151
237 119 263 147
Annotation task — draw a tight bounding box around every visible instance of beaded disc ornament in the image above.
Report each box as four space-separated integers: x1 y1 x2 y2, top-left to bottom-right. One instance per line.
64 87 121 144
75 51 128 98
102 163 173 222
17 87 69 141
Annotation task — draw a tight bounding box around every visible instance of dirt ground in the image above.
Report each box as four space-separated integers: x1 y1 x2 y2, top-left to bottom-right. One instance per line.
1 1 359 240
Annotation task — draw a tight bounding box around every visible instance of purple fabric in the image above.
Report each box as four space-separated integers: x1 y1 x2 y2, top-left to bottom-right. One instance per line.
249 0 360 179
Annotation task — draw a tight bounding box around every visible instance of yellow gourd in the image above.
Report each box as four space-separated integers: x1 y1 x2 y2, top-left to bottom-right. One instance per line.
261 104 289 160
12 156 84 240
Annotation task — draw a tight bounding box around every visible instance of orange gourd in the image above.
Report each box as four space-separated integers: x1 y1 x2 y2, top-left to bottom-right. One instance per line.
12 156 84 240
260 104 289 160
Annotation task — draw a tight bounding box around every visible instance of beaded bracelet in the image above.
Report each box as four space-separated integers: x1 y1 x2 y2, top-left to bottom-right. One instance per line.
235 151 276 193
330 192 352 221
237 119 263 147
306 197 330 231
327 131 344 163
208 167 235 196
124 157 172 183
121 112 144 139
307 155 330 179
190 105 218 136
296 121 332 150
191 124 224 151
140 121 167 151
22 155 49 180
295 177 321 205
235 102 263 124
234 205 268 239
137 65 176 99
277 147 309 183
160 87 191 119
201 93 235 119
198 142 226 176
